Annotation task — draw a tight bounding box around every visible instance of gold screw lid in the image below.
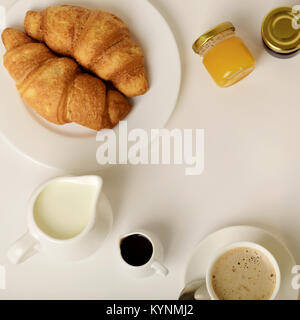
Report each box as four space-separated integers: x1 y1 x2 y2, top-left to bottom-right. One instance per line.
192 22 235 55
262 6 300 54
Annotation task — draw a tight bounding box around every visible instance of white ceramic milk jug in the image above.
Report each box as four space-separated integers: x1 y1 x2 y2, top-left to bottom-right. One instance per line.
7 175 113 264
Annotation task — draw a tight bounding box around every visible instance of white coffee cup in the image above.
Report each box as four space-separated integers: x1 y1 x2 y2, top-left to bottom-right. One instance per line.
7 175 113 264
195 241 281 300
118 230 169 278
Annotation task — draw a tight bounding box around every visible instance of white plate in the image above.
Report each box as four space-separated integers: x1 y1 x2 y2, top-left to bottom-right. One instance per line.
0 0 181 172
185 225 299 300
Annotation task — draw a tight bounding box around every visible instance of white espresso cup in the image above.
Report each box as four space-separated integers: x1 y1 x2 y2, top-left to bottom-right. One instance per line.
195 242 281 300
7 175 113 264
118 230 169 277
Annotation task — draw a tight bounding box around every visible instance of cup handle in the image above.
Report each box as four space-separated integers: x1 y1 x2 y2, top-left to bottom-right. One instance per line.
194 279 211 300
7 232 40 264
151 261 169 277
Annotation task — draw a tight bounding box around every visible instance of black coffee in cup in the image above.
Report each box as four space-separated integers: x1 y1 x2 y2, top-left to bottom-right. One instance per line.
120 234 153 266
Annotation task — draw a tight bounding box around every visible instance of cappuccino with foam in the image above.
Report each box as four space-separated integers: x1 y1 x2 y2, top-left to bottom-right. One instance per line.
211 247 277 300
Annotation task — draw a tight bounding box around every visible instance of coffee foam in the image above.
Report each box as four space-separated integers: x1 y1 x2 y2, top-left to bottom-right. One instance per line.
211 247 276 300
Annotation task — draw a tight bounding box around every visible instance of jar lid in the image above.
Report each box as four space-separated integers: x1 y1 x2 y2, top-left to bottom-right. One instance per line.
192 22 235 54
262 6 300 54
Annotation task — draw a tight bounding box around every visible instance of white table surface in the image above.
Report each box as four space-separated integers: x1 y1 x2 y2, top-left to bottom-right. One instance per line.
1 0 300 299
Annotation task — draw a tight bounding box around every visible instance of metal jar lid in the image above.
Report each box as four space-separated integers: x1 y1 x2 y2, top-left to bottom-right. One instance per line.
193 22 235 55
262 6 300 54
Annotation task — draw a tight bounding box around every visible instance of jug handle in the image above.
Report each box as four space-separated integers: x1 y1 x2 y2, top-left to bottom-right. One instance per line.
151 261 169 277
7 232 40 264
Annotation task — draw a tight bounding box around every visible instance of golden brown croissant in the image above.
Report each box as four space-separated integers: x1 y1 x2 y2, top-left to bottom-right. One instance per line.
24 5 149 97
2 28 131 131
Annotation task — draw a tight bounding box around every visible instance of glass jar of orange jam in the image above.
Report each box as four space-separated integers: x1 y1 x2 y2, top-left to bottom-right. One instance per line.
193 22 255 87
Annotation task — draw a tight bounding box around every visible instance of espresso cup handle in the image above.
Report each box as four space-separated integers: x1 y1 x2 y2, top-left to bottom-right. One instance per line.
151 261 169 277
194 279 211 300
7 232 40 264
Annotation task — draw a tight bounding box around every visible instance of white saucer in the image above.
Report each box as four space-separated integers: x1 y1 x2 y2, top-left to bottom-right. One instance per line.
0 190 114 299
185 225 299 300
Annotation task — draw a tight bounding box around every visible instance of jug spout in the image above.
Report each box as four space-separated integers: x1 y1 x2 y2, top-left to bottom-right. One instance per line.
64 175 103 192
54 175 104 233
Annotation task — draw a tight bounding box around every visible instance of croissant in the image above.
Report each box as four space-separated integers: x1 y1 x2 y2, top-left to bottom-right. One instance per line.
24 5 149 97
2 28 131 131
